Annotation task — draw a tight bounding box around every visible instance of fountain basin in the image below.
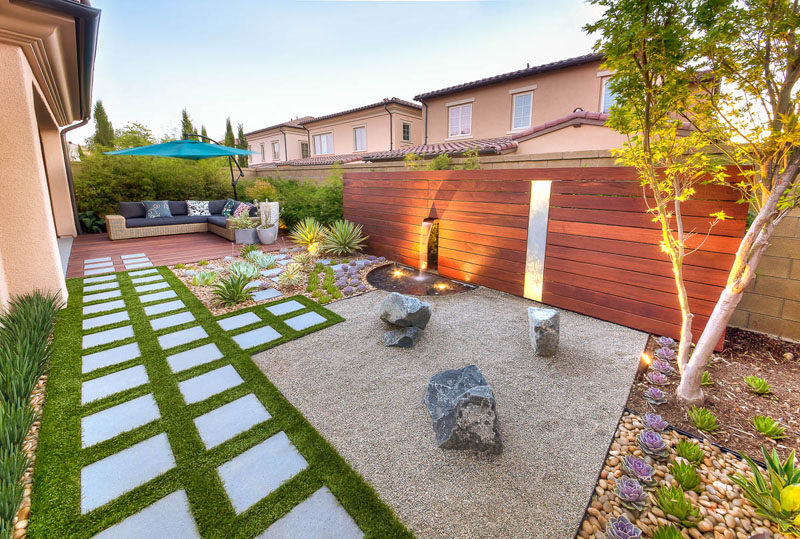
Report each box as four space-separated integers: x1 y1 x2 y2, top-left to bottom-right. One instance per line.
366 264 476 296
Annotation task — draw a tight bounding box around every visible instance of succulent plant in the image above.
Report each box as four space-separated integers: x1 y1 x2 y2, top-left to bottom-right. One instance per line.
293 252 313 267
605 515 642 538
643 413 668 432
744 375 772 395
377 256 386 261
647 371 669 385
228 261 260 280
239 243 260 258
637 429 668 459
687 406 719 433
335 279 347 288
700 371 713 386
190 270 218 286
247 250 277 269
674 439 704 464
614 475 648 511
368 255 377 261
655 485 700 527
651 360 674 375
276 263 304 289
343 286 354 295
644 387 667 405
322 219 368 255
753 415 787 439
289 216 325 248
655 347 676 361
621 455 657 487
656 336 677 349
669 460 703 492
212 275 252 306
356 284 367 292
652 524 682 539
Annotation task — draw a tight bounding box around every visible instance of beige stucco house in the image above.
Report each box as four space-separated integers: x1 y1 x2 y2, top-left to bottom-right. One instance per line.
245 116 313 167
0 0 99 306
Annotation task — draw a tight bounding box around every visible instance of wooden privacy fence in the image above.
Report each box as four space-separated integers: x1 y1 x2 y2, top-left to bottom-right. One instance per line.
343 168 747 346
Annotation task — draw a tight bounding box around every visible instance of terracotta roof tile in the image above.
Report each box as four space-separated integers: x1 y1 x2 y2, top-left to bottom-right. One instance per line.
363 137 517 162
277 153 366 167
244 116 314 137
510 111 610 141
300 98 421 125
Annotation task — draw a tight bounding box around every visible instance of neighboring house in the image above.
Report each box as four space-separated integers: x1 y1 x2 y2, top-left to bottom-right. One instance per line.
68 141 81 161
0 0 100 305
245 116 313 168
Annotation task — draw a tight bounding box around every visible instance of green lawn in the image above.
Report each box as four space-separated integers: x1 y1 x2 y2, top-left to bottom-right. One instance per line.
29 267 411 538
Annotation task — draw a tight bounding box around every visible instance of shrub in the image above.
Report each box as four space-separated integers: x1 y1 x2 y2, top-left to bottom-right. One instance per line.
175 263 186 269
212 275 252 306
265 171 342 228
322 220 368 256
744 375 772 395
197 260 208 266
245 178 278 202
460 148 480 170
753 415 787 439
289 217 325 248
674 439 704 464
190 271 217 286
655 485 700 527
229 213 257 230
239 244 260 258
427 153 453 170
687 406 719 433
78 211 106 233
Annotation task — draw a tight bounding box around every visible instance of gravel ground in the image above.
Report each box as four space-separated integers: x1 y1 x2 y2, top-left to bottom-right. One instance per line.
252 286 647 538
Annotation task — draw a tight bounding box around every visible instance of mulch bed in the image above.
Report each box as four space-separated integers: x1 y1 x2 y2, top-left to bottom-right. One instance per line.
627 328 800 462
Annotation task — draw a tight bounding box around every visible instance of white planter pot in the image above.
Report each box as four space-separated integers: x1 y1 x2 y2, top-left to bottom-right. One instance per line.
234 228 259 244
256 224 278 244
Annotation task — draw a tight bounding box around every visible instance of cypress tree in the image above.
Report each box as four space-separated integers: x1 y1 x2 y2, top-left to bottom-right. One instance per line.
236 123 248 167
181 109 196 140
92 100 114 148
200 125 208 141
223 117 235 147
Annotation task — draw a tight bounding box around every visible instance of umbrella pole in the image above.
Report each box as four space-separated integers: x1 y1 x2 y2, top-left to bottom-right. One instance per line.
228 156 238 199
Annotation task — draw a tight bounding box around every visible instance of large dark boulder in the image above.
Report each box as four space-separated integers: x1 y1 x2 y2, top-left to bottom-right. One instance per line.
383 326 422 348
379 292 431 329
424 365 501 454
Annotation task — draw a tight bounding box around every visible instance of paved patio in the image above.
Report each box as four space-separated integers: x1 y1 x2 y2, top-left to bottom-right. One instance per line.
253 286 648 538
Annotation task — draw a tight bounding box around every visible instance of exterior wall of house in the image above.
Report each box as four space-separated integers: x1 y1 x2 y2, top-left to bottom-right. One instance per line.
0 44 68 305
422 60 608 143
247 127 308 165
515 123 628 154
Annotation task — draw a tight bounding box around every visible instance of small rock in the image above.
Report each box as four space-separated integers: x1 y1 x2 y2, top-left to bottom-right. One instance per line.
379 292 432 329
383 327 422 348
183 269 196 278
223 256 234 261
527 307 559 357
784 352 795 361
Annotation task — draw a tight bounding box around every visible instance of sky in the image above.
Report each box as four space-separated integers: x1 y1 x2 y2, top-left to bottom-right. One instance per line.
69 0 605 145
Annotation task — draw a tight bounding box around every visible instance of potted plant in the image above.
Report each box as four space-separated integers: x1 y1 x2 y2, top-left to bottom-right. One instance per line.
229 212 259 244
255 200 280 245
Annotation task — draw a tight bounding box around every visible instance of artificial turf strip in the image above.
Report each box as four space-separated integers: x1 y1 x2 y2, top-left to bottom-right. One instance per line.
29 267 412 538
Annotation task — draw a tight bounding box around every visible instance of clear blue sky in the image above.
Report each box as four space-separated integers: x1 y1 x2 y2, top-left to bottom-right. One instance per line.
70 0 605 145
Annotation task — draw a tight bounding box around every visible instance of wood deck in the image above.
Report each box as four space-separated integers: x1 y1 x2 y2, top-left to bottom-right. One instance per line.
67 232 295 278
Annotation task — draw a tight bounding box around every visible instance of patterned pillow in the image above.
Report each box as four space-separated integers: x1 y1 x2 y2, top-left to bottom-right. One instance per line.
142 200 172 219
186 200 210 216
221 199 237 217
232 202 252 218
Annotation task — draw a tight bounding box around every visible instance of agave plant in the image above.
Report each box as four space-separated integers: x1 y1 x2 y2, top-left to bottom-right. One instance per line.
656 336 677 349
655 347 677 361
647 371 669 385
652 524 682 539
239 243 260 258
621 455 657 488
277 263 304 289
212 275 252 307
687 406 719 433
670 461 703 493
674 439 704 465
605 515 642 538
246 250 277 269
190 270 218 286
615 475 648 511
754 415 787 439
637 429 668 459
730 448 800 536
293 252 313 267
322 219 368 256
289 216 325 249
643 413 668 432
644 387 667 405
228 261 260 281
651 360 674 375
744 375 772 395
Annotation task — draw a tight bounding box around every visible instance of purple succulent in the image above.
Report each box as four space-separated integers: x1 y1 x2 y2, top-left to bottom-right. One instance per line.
651 360 674 375
356 284 366 292
647 371 668 385
335 279 347 288
656 336 677 349
348 268 358 276
605 515 642 539
368 255 377 261
643 413 668 432
636 429 668 459
614 475 648 510
621 455 656 487
643 387 667 405
377 256 386 261
341 264 349 269
343 286 354 295
655 347 676 361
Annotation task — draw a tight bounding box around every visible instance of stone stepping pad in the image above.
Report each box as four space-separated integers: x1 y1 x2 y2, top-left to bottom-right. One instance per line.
82 325 134 350
84 257 112 264
82 394 161 447
83 342 141 374
167 343 223 373
284 312 327 332
84 290 122 303
84 274 117 284
144 299 184 317
232 326 281 349
217 431 308 514
131 275 163 284
251 288 281 302
276 258 293 266
157 326 207 350
257 486 363 539
82 365 149 404
83 299 126 316
244 281 263 290
266 300 304 316
128 268 158 277
193 394 271 449
80 433 175 514
85 268 115 277
139 290 177 304
125 262 153 270
135 282 170 294
84 281 119 293
217 312 261 331
85 261 114 270
93 490 199 539
260 268 283 278
150 311 195 331
120 253 146 260
83 311 130 331
179 365 243 404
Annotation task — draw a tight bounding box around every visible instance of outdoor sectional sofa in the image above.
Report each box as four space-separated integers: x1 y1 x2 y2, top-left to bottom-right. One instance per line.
105 200 257 241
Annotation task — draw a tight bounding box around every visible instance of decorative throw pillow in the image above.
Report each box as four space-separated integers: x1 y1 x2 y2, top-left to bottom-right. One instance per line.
186 200 210 216
142 200 172 219
221 199 237 217
232 202 252 218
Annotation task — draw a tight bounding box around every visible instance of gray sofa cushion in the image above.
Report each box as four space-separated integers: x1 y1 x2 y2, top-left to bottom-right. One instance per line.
125 215 208 228
118 202 145 219
208 199 227 214
169 201 188 216
207 215 228 227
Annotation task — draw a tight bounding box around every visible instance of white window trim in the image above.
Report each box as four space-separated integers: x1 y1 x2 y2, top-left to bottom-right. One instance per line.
601 77 616 114
312 132 334 155
401 121 412 142
596 69 615 78
300 141 309 158
352 125 367 153
447 103 473 138
259 143 265 161
444 97 475 107
510 91 533 131
445 134 474 141
271 140 280 161
508 83 537 94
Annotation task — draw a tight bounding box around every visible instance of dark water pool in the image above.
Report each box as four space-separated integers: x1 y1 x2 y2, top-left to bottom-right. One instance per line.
366 264 476 296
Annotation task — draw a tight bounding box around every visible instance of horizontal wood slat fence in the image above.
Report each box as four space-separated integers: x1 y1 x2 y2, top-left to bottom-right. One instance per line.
343 168 747 348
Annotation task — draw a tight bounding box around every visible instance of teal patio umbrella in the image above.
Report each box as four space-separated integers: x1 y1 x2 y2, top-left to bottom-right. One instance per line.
105 135 253 199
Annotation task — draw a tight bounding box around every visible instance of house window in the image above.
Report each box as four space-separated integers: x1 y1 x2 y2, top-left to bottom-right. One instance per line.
271 141 280 161
602 78 618 114
402 122 411 142
512 92 533 130
300 141 309 158
313 133 333 155
448 103 472 138
353 126 366 152
260 143 265 161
